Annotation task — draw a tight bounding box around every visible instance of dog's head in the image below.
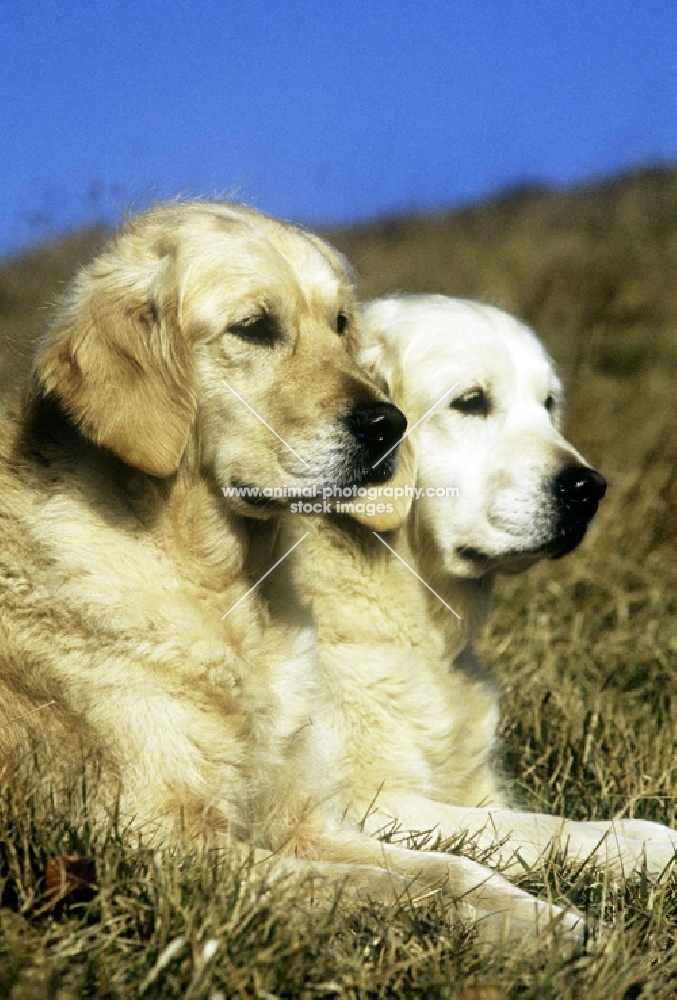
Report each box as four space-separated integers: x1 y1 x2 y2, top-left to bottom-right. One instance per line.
33 202 410 528
360 295 606 577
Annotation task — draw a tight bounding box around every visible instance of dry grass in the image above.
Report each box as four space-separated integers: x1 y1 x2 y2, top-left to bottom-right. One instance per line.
0 168 675 997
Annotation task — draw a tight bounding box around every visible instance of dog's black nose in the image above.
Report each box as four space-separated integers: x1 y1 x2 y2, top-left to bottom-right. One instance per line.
348 402 407 466
548 465 606 559
555 466 607 512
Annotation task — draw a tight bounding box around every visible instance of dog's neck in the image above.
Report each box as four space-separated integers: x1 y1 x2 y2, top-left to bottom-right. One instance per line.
404 513 495 657
280 512 489 667
14 385 261 617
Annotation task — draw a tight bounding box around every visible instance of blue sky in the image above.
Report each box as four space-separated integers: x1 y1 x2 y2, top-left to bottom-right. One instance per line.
2 0 676 258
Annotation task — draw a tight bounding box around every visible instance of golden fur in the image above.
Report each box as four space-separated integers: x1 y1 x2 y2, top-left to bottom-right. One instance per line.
9 209 668 942
1 204 584 943
0 201 409 849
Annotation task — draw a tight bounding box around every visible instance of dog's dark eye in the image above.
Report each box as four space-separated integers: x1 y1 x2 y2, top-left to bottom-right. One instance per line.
450 388 489 417
229 313 278 346
544 394 556 413
337 311 349 337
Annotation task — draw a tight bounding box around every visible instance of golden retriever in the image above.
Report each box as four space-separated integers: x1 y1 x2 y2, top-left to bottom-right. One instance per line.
7 202 667 937
0 200 413 854
279 294 676 934
0 206 593 942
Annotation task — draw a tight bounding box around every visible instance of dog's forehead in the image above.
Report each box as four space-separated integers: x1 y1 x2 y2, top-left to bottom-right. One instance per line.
219 205 350 289
175 207 352 318
365 296 558 415
423 300 549 374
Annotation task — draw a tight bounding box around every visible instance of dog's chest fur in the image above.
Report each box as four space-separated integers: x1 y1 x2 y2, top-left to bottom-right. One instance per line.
0 398 327 843
283 516 502 819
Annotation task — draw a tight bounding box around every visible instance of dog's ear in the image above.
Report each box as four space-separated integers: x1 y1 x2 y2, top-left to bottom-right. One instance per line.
33 243 196 477
354 430 418 531
351 309 418 531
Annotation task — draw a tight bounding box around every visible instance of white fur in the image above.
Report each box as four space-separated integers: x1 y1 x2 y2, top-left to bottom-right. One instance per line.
277 295 676 940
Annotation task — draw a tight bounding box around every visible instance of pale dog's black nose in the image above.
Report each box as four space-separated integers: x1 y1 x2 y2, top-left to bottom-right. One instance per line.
549 464 607 559
555 466 607 515
348 402 407 467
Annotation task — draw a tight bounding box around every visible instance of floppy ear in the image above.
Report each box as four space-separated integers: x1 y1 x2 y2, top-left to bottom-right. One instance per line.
351 320 418 532
33 245 196 477
353 430 418 531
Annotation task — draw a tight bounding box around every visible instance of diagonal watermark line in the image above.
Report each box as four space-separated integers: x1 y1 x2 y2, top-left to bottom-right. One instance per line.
222 379 311 469
372 381 460 470
0 699 56 732
221 532 310 620
372 532 461 619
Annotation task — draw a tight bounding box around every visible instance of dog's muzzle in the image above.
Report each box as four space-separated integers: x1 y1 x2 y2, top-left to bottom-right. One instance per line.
346 402 407 483
548 465 607 558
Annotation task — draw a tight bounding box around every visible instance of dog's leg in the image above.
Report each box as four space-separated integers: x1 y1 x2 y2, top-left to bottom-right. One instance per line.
586 818 677 846
358 795 677 878
305 830 585 944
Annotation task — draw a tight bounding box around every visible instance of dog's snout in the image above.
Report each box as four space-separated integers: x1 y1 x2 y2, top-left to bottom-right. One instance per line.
348 402 407 466
556 466 607 511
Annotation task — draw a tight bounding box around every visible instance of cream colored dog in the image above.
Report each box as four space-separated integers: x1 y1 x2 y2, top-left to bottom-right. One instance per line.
10 198 669 945
282 295 676 932
0 200 413 850
0 205 590 942
1 205 606 942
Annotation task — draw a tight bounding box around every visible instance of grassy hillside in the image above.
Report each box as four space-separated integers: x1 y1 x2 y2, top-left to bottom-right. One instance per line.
0 169 675 998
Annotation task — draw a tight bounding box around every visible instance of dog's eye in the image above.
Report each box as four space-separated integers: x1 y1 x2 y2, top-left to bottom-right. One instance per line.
544 394 556 413
450 388 489 417
229 313 278 346
337 311 349 337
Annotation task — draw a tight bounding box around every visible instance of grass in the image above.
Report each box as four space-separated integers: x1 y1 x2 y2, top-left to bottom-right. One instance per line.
0 167 675 997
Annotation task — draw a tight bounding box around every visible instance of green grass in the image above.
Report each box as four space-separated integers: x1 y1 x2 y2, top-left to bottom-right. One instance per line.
0 168 675 997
